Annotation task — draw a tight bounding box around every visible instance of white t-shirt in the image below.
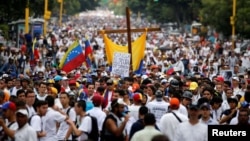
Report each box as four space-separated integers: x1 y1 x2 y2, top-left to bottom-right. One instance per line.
146 100 170 127
128 104 141 121
174 121 208 141
6 121 18 141
159 110 188 141
57 107 76 140
14 124 37 141
78 116 92 141
40 108 66 141
87 107 106 131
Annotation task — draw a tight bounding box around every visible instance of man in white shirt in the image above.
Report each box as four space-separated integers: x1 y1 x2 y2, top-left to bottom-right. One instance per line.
29 100 47 139
146 90 169 128
174 104 208 141
87 94 106 132
40 95 68 141
159 98 188 141
57 92 77 140
15 109 37 141
199 102 219 125
0 101 18 141
25 89 36 118
36 82 48 101
66 100 94 141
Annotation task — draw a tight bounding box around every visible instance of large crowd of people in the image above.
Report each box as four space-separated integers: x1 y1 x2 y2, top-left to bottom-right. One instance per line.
0 9 249 141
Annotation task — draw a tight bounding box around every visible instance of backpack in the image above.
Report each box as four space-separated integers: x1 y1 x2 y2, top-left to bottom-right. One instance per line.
86 114 99 141
28 114 36 125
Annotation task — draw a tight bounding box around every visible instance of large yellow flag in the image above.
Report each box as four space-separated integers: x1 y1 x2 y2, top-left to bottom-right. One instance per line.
103 32 146 71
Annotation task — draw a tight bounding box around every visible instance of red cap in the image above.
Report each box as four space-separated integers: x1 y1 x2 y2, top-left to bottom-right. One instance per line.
133 93 143 102
69 79 76 85
170 98 180 108
92 94 103 106
215 76 224 82
2 101 16 111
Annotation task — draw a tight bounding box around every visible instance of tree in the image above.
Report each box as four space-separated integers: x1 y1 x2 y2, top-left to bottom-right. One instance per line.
128 0 202 25
200 0 250 38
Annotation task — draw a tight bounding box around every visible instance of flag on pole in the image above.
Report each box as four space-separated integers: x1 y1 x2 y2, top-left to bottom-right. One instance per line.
59 41 85 73
165 65 174 75
84 39 93 68
32 38 40 60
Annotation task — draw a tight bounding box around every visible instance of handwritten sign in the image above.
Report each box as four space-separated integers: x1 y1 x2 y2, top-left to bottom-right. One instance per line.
112 52 131 77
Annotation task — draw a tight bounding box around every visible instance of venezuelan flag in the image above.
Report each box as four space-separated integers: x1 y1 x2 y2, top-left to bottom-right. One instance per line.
59 41 85 73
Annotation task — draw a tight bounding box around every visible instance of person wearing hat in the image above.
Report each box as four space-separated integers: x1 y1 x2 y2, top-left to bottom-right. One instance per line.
159 98 188 141
189 81 200 105
199 102 219 125
181 90 193 110
231 76 244 98
0 108 37 141
174 103 208 141
129 92 143 121
100 98 129 141
146 89 169 128
219 96 238 124
0 101 18 140
87 94 106 133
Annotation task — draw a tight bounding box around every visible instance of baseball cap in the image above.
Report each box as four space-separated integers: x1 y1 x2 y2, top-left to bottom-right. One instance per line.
182 91 193 100
215 76 224 82
133 93 143 102
16 109 29 116
2 101 16 111
170 98 180 108
188 104 199 110
107 79 113 85
232 76 239 81
189 82 198 90
62 76 68 80
69 79 76 85
54 75 62 81
155 90 163 101
92 94 103 106
200 102 211 110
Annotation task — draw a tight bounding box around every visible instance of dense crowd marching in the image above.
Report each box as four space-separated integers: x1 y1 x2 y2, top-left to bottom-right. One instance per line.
0 10 249 141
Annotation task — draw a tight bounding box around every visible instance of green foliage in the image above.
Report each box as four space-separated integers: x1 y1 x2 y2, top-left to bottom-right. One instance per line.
0 24 9 39
0 0 99 24
128 0 201 24
200 0 250 38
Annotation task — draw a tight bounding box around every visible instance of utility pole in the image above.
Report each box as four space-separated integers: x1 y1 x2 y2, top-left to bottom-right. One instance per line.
58 0 63 27
25 0 30 34
44 0 51 35
230 0 237 49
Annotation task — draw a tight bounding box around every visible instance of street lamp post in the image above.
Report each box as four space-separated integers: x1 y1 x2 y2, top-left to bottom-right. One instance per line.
231 0 237 49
